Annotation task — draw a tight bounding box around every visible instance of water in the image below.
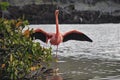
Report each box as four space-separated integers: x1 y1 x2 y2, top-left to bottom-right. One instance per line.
26 24 120 80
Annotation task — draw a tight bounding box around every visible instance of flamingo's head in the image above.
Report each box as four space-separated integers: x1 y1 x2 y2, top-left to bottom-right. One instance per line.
55 10 59 16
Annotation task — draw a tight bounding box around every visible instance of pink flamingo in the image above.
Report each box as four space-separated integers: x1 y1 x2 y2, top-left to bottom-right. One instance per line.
31 10 93 59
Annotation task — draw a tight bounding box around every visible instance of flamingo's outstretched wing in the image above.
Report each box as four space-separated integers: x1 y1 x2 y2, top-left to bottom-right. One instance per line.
31 29 51 43
63 30 93 42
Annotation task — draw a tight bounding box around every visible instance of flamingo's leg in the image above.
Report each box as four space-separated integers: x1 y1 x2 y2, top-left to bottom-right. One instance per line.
54 45 59 75
55 45 58 62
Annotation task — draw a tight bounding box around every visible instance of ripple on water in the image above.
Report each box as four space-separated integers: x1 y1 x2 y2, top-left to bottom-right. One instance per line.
28 24 120 80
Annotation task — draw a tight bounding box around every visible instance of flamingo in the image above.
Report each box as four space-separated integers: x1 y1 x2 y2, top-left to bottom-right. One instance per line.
31 10 93 60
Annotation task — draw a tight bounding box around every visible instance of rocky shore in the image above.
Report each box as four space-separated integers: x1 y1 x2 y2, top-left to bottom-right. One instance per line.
0 4 120 24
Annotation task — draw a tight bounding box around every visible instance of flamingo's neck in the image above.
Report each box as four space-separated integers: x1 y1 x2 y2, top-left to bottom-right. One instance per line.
55 13 59 35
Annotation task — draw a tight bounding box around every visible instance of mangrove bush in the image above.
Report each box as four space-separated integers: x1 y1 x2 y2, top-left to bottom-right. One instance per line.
0 18 52 80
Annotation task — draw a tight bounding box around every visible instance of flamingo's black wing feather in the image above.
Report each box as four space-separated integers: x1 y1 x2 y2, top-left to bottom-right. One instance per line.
31 32 47 42
31 29 51 43
63 30 93 42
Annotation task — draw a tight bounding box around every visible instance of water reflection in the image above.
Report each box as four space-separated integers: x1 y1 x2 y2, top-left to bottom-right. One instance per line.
50 75 63 80
51 57 120 80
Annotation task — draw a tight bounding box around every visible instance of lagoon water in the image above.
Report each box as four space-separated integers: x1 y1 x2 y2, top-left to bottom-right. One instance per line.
26 24 120 80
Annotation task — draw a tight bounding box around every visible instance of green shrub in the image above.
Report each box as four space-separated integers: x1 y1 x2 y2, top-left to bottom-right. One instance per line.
0 18 52 80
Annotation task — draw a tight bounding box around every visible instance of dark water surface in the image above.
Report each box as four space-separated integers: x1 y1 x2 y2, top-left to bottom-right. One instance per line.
27 24 120 80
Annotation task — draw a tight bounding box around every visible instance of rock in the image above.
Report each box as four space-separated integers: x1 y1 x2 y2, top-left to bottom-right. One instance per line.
0 4 120 24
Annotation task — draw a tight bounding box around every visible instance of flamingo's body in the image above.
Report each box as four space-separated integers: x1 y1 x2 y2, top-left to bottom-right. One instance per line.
32 10 93 45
